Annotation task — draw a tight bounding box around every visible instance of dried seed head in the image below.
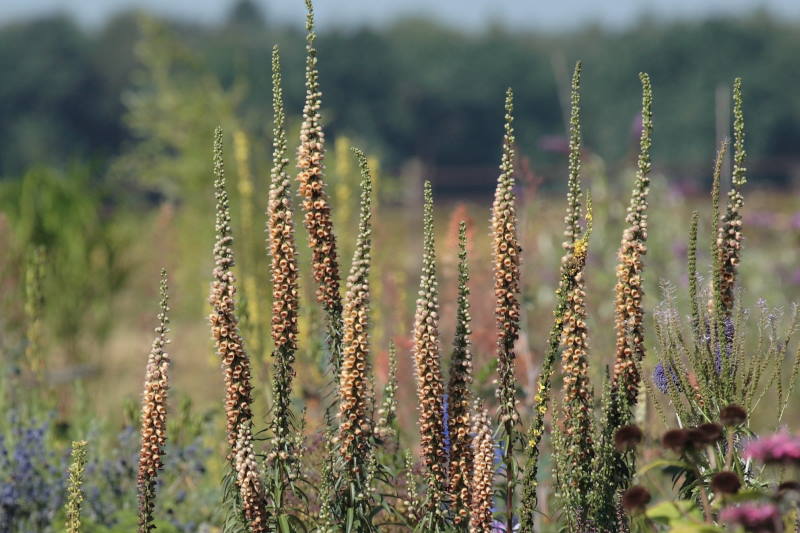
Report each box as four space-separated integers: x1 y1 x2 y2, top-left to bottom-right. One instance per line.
622 485 651 514
662 428 690 453
711 471 742 495
614 424 644 452
720 404 747 426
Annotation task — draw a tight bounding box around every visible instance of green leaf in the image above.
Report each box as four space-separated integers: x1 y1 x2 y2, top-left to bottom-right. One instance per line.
667 522 723 533
638 458 692 477
646 500 701 522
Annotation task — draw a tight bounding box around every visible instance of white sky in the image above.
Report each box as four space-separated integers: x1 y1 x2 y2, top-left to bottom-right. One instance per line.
2 0 798 30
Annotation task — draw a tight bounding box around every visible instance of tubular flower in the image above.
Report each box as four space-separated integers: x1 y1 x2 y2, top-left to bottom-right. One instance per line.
137 269 170 533
718 78 746 317
447 221 474 526
612 73 653 406
265 46 301 511
296 0 343 370
412 181 448 514
337 147 375 471
65 440 88 533
469 403 494 533
710 139 730 321
519 62 589 533
209 127 269 531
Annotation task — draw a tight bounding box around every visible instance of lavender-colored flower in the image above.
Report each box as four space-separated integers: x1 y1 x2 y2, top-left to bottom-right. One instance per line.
652 361 680 393
0 413 65 532
491 518 521 532
713 317 736 375
745 430 800 465
720 502 781 532
791 212 800 231
442 393 452 461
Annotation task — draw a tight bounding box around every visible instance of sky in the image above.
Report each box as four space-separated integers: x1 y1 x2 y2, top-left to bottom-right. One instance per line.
2 0 799 30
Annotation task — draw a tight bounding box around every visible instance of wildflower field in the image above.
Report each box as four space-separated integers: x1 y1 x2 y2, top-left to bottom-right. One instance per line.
2 1 800 532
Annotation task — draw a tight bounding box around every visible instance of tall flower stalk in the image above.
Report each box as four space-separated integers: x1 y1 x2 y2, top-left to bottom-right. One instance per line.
209 127 269 531
375 342 399 446
412 181 449 531
336 147 377 531
24 246 46 382
611 72 653 407
587 74 654 531
718 78 746 319
137 269 170 533
519 62 590 533
447 221 474 528
65 440 88 533
265 45 302 525
552 62 596 531
492 87 523 532
296 0 343 375
469 402 493 533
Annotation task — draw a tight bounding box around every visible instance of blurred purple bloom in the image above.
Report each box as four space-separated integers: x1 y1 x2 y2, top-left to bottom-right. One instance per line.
745 430 800 465
442 393 451 461
630 112 643 140
790 212 800 230
491 518 521 532
537 135 569 154
720 502 781 531
745 210 777 229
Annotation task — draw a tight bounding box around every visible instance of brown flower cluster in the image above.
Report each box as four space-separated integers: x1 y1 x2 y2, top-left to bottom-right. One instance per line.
612 73 653 405
555 62 595 525
137 269 170 533
447 221 474 525
412 180 448 502
491 88 522 426
296 0 341 318
559 248 594 458
469 403 493 533
718 78 746 316
337 148 374 469
269 45 299 354
265 47 301 491
209 127 269 531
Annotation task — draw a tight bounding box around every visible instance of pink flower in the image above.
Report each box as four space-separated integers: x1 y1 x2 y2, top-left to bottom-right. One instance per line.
720 502 781 532
745 431 800 465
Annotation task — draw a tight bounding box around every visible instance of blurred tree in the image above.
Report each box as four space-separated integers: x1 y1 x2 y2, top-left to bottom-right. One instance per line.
0 166 129 361
0 16 124 176
225 0 268 31
1 10 800 185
